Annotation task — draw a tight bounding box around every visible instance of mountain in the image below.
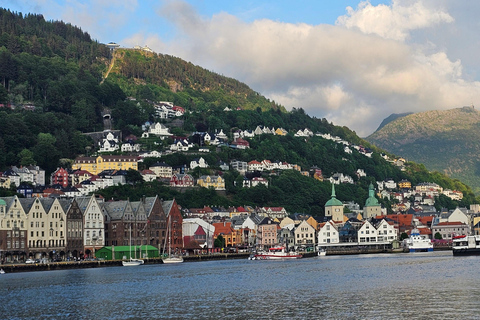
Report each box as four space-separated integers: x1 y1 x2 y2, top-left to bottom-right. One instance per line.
374 112 413 132
366 106 480 193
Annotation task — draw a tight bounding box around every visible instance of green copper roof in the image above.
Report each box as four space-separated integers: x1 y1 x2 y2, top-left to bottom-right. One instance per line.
325 184 343 207
0 199 6 206
365 183 380 207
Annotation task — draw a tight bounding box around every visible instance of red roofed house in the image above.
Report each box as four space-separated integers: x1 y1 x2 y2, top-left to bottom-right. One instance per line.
231 138 250 149
258 207 288 219
140 169 157 182
383 214 414 234
212 222 242 248
169 173 194 187
248 160 263 172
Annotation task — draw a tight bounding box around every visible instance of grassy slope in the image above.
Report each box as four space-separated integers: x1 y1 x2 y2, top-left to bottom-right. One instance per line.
367 106 480 193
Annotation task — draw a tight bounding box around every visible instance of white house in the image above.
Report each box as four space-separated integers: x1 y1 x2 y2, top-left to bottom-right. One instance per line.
121 141 141 152
441 208 470 225
375 219 398 242
77 195 105 256
318 220 339 244
357 220 377 243
190 157 208 170
98 131 120 153
144 122 173 140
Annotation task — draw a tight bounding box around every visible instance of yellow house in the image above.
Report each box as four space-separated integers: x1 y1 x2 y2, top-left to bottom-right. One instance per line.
292 164 301 172
275 128 288 136
197 175 225 190
398 179 412 189
72 155 138 175
0 176 11 188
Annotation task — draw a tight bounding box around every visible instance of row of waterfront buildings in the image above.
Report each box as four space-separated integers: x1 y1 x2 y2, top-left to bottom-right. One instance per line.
2 181 474 263
0 195 183 263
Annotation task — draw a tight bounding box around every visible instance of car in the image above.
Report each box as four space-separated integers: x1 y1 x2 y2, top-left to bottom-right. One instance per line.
25 258 36 264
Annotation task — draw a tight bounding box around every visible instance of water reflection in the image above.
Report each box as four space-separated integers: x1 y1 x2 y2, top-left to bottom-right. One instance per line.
1 251 479 319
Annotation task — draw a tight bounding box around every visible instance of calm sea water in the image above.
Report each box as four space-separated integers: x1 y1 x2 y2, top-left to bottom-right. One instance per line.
1 251 478 319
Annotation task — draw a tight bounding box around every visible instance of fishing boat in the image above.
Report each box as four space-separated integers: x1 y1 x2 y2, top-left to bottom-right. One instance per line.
123 224 143 266
403 229 433 252
162 216 183 264
452 235 480 256
254 246 302 260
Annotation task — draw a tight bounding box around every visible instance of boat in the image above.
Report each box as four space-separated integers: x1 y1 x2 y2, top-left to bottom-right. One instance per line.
254 246 302 260
162 216 183 264
452 235 480 256
122 223 143 266
403 229 433 252
318 248 326 256
0 268 5 274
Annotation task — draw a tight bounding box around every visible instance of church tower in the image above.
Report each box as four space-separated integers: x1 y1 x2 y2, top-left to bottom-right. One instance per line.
325 184 344 222
363 183 381 219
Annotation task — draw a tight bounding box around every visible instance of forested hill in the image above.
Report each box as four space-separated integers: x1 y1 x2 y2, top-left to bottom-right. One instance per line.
108 49 286 113
0 8 109 74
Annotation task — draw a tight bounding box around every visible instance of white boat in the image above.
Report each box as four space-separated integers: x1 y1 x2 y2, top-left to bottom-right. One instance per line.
318 249 326 256
122 260 142 266
0 268 5 274
163 256 184 264
404 229 433 252
123 223 143 266
254 246 302 260
162 216 183 264
452 235 480 256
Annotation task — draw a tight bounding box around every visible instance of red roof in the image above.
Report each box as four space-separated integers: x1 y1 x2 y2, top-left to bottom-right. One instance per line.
418 216 434 225
435 221 466 226
212 222 233 235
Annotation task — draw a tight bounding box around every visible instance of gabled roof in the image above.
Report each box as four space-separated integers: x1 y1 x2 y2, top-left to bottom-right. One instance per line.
162 200 175 217
102 200 129 220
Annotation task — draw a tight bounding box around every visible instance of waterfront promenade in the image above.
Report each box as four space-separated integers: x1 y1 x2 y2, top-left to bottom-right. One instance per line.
0 246 452 273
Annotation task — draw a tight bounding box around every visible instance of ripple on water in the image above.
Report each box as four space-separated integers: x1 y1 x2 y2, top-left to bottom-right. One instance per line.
1 251 479 319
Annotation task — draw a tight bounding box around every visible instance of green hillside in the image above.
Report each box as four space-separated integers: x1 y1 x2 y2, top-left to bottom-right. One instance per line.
106 49 286 113
0 7 477 214
367 106 480 193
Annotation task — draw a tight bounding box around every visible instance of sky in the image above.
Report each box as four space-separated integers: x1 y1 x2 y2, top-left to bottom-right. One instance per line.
4 0 480 137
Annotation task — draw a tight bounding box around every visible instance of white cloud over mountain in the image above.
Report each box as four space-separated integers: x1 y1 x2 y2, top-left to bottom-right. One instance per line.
8 0 480 136
148 0 480 136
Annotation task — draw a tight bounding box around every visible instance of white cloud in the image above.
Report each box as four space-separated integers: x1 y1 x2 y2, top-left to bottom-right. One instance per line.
336 0 454 41
155 0 480 137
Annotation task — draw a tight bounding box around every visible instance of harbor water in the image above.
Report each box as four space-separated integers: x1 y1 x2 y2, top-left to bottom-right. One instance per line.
1 251 478 319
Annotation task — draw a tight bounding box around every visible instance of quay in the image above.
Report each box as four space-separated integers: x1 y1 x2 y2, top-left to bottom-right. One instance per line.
0 253 250 273
0 248 452 273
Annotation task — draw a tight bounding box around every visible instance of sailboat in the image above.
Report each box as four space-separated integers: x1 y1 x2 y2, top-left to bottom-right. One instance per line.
162 216 183 264
123 223 143 266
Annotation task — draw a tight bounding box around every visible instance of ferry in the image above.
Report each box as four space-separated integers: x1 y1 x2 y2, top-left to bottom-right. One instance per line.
254 246 302 260
404 229 433 252
452 235 480 256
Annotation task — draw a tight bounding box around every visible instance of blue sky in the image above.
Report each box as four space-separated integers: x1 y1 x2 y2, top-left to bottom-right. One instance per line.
3 0 480 136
